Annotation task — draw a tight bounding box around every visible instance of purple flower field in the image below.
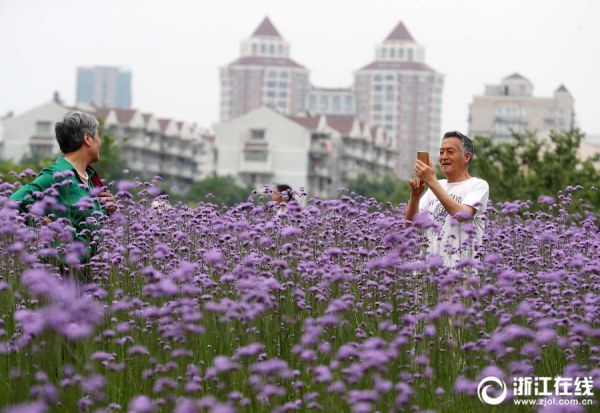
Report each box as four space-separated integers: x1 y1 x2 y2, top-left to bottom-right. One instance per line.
0 174 599 412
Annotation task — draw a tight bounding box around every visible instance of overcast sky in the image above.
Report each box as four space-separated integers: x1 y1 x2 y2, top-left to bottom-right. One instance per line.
1 0 598 135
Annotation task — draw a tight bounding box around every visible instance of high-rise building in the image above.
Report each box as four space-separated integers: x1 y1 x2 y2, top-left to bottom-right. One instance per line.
354 21 444 179
469 73 575 141
219 17 310 121
76 66 132 109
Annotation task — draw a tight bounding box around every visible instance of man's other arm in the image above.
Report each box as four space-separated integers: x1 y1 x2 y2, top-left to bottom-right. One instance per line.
427 180 476 219
9 172 55 213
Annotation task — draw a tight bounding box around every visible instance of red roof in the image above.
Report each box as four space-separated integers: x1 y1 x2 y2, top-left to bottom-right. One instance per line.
326 116 356 135
385 21 415 42
251 17 282 38
157 118 171 132
358 61 435 72
142 113 152 124
287 115 321 130
114 108 137 124
229 56 305 69
93 107 111 121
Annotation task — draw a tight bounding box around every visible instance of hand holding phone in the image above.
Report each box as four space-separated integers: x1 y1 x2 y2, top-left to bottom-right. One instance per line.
415 151 430 186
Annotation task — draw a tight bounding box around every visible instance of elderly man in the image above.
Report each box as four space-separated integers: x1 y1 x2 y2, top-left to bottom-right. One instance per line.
10 111 115 251
405 131 489 267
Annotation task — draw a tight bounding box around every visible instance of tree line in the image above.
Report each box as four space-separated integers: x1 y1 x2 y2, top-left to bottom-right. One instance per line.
1 128 598 208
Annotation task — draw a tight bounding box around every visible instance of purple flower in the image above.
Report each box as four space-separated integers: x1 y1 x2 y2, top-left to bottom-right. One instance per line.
204 248 222 265
128 395 155 413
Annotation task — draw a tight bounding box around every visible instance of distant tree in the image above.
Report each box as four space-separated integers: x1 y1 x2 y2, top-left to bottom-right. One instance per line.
347 173 410 205
94 120 128 184
180 175 253 206
470 129 600 208
19 153 54 172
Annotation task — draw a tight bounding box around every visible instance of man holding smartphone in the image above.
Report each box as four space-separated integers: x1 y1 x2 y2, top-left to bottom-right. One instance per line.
405 131 489 267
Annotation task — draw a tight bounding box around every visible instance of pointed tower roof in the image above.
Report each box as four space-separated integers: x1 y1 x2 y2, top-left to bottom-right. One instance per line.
505 72 527 80
555 84 569 93
251 17 282 38
385 21 415 42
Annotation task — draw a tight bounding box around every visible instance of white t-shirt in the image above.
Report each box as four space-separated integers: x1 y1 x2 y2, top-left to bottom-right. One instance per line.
418 177 489 267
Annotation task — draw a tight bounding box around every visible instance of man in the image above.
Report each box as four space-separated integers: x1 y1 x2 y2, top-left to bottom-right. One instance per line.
405 131 489 267
10 111 115 253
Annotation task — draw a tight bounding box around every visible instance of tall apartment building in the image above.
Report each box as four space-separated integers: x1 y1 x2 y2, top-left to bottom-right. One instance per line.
76 66 132 109
469 73 575 141
219 17 310 121
354 21 444 179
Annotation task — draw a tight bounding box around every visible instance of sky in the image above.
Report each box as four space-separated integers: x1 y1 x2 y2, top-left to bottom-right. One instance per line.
1 0 599 136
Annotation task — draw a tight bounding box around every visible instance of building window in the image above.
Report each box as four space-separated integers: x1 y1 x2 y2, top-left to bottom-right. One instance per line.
374 75 382 82
309 95 316 110
345 96 353 112
252 44 258 55
407 49 413 61
250 129 265 140
280 71 288 78
269 44 275 55
36 121 52 134
390 48 396 58
260 44 266 54
381 48 387 58
320 96 329 111
244 150 268 162
398 48 404 59
30 143 53 156
332 96 341 111
278 45 283 54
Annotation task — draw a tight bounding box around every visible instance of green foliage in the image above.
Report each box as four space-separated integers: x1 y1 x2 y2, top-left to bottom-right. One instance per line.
176 175 253 206
95 131 128 184
347 173 410 205
470 129 600 208
19 153 54 172
94 120 128 184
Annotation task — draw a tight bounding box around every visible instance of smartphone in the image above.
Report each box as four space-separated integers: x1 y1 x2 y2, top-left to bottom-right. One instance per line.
417 151 429 165
415 151 430 187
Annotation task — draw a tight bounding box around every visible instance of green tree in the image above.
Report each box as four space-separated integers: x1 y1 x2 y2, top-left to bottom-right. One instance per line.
470 129 600 208
179 175 253 206
19 153 54 172
347 173 410 205
95 121 128 184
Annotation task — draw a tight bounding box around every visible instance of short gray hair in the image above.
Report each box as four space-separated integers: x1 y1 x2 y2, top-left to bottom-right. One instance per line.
55 111 99 153
443 130 474 164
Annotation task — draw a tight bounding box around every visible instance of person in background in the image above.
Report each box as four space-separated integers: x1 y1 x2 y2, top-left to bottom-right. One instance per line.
10 111 116 261
405 131 489 267
271 184 295 215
